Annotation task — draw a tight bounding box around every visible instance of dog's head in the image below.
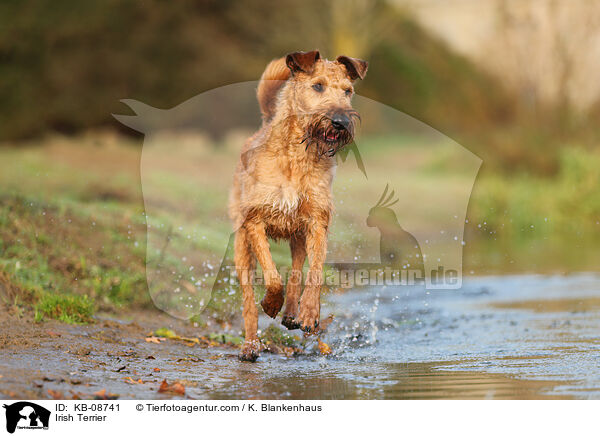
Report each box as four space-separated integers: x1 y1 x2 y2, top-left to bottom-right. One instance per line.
284 50 368 157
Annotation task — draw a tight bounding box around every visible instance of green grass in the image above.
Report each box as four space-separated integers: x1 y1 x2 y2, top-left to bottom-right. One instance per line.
465 147 600 273
471 148 600 238
34 292 94 324
0 137 152 323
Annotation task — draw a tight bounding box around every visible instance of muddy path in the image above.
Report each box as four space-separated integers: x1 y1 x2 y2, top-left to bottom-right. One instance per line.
1 273 600 399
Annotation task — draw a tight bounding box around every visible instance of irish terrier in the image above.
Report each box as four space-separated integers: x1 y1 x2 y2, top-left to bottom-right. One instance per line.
229 50 368 361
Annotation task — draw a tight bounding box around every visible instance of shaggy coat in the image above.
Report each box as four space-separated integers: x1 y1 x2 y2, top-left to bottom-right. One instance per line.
229 50 367 361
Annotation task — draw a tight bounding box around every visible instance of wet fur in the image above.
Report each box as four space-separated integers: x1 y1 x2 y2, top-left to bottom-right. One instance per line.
229 51 367 361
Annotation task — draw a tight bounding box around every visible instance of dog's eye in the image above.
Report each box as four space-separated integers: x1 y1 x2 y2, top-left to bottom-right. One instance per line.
312 83 324 92
344 88 353 96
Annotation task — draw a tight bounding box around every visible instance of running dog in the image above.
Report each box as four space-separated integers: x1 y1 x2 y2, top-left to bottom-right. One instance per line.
229 50 368 361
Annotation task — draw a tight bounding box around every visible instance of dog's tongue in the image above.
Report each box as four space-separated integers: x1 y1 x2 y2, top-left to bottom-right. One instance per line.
326 131 338 141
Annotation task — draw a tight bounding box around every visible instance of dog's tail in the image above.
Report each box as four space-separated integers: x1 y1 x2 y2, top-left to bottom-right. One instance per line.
257 57 290 122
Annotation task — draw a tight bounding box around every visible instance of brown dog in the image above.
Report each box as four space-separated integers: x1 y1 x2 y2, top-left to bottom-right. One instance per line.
229 50 368 361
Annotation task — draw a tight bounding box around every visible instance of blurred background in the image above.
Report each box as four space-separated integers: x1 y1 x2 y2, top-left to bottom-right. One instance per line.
1 0 599 323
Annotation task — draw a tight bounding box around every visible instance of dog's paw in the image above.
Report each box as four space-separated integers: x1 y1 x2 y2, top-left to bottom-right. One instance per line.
281 314 301 330
260 284 284 318
238 340 261 362
297 304 320 333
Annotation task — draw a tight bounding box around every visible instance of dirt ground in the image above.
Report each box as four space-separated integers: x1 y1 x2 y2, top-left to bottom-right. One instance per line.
0 307 245 400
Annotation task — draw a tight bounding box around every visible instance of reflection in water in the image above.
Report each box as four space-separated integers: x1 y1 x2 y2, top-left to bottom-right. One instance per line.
209 360 569 400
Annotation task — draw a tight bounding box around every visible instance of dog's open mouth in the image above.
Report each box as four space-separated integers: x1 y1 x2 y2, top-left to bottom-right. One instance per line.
324 129 342 144
305 127 351 157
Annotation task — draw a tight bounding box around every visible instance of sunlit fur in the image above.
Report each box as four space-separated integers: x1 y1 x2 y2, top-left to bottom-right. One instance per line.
229 51 367 361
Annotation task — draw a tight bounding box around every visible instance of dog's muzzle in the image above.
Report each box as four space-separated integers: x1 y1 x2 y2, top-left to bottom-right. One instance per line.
302 109 360 157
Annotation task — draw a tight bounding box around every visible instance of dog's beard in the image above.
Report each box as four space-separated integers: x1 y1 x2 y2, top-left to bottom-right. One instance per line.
301 110 360 158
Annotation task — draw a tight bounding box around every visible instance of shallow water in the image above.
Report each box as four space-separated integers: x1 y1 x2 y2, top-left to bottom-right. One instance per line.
1 274 599 399
318 273 600 399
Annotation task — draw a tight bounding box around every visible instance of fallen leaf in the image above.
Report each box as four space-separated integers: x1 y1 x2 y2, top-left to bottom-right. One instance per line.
158 379 185 396
145 336 166 344
154 328 177 339
115 365 127 372
47 389 63 400
146 355 156 360
123 376 144 384
46 330 62 337
154 328 200 344
153 368 160 372
317 339 332 356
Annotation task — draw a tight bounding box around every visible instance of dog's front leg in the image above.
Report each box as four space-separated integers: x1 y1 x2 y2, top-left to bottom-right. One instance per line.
282 233 306 330
234 227 260 362
245 220 284 318
298 222 327 332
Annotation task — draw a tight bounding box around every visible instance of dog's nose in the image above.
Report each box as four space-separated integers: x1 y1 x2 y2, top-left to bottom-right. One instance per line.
331 113 351 130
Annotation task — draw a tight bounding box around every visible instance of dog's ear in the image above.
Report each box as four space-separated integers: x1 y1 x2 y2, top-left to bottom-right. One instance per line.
286 50 320 74
336 56 368 81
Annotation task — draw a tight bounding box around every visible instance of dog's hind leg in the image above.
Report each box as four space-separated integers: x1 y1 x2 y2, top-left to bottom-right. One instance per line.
282 233 306 330
245 221 284 318
235 228 260 362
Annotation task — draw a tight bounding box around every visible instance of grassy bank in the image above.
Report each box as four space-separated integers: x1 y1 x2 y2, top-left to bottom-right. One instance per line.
466 147 600 273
